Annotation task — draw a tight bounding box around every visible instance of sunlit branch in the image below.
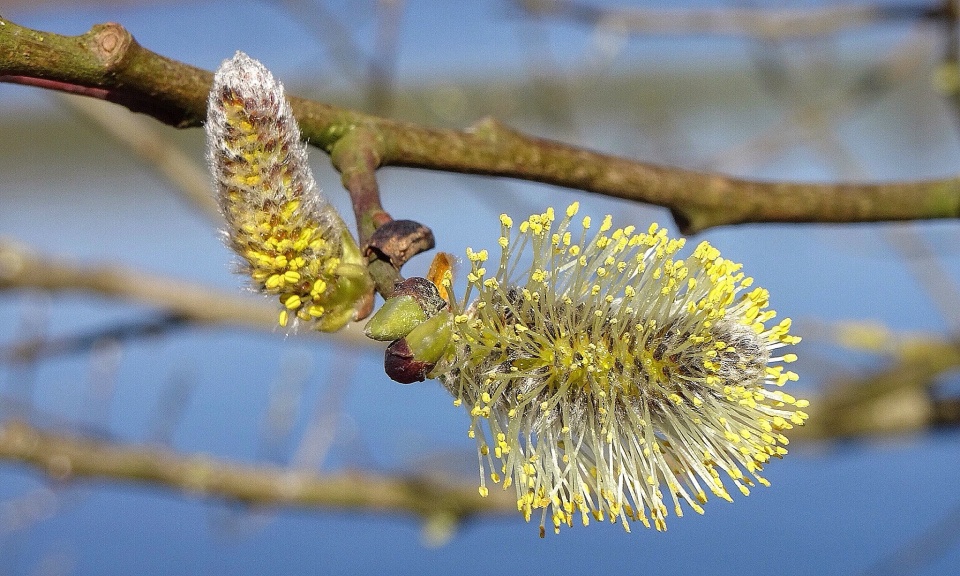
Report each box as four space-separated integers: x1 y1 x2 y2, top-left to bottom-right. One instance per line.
2 17 959 234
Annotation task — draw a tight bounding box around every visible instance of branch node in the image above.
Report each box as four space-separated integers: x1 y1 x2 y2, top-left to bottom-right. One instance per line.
87 23 134 69
468 115 520 144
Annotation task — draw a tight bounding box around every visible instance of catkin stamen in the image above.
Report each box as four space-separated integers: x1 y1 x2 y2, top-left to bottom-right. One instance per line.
437 204 806 535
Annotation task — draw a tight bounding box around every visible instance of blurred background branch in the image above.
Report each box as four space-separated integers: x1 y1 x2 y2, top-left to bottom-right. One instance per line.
516 0 947 38
795 324 960 441
0 419 515 519
0 240 375 344
59 94 221 223
0 239 280 331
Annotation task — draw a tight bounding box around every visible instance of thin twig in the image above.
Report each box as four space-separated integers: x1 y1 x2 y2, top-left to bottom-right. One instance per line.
58 93 221 222
0 240 276 328
0 239 373 346
367 0 405 115
517 0 945 39
1 314 187 363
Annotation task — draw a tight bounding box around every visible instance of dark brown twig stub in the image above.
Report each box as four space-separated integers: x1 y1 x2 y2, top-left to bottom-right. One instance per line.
365 220 436 269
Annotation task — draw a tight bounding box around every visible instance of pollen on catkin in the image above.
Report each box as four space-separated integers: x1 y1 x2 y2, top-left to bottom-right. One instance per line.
206 52 371 332
434 203 807 536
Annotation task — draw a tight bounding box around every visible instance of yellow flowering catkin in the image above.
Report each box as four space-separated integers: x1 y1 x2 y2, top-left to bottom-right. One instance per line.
205 52 370 331
436 203 807 536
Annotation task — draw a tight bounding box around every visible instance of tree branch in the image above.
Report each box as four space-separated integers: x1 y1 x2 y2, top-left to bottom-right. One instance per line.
0 239 276 329
2 17 959 233
0 240 371 346
59 93 221 222
516 0 945 39
1 313 187 363
329 126 399 298
792 327 960 441
0 420 515 519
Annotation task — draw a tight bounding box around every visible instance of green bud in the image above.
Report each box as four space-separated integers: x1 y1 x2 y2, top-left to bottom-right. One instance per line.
404 310 453 365
364 295 427 341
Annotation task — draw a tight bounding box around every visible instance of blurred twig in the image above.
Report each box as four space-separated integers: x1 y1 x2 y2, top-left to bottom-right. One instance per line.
260 349 314 465
2 293 50 415
0 420 516 519
861 498 960 576
367 0 405 116
516 6 580 136
0 239 278 329
0 487 60 538
145 365 196 445
794 325 960 441
517 0 945 39
292 342 356 470
82 337 121 427
275 0 367 81
277 0 405 116
0 239 373 347
885 225 960 332
58 94 221 222
1 314 187 364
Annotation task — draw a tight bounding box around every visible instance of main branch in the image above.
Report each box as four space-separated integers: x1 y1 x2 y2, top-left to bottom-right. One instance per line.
2 17 960 233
